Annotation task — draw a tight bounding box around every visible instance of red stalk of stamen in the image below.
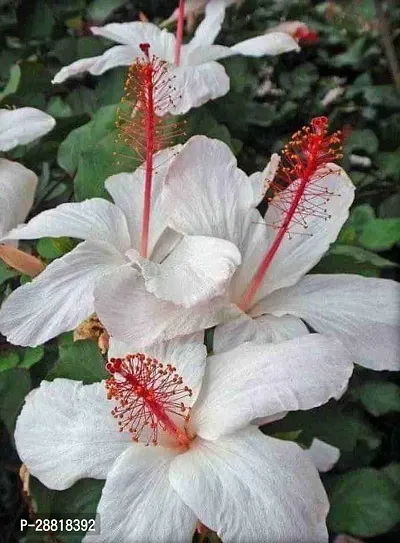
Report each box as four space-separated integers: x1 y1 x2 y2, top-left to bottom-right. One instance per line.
115 44 185 257
140 43 155 258
106 354 192 448
239 117 343 312
175 0 185 66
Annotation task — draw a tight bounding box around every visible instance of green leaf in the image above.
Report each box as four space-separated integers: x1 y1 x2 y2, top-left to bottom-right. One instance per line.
376 151 400 182
345 129 379 156
30 477 104 542
354 382 400 416
382 463 400 487
0 64 21 102
58 104 129 200
19 346 45 369
0 350 20 372
87 0 127 23
359 218 400 251
0 368 31 436
0 260 19 285
36 237 76 260
47 340 108 383
379 193 400 219
17 0 54 40
328 468 400 537
329 245 397 268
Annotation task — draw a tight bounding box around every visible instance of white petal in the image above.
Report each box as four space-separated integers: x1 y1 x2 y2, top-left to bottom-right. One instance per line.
163 135 256 246
91 22 176 61
15 379 132 490
169 427 329 543
0 241 126 346
133 235 241 307
4 199 131 253
306 438 340 473
249 164 355 304
248 153 280 207
191 335 353 440
183 44 233 64
0 108 55 151
168 62 230 115
0 159 37 239
255 274 400 371
231 32 300 57
95 266 240 346
84 446 196 543
52 46 135 84
108 333 207 408
213 312 309 353
188 0 226 48
105 146 182 253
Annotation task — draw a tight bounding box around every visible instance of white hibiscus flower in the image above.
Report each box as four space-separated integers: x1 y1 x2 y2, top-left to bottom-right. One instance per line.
52 0 299 115
0 107 55 276
0 146 241 347
15 332 353 542
94 134 399 371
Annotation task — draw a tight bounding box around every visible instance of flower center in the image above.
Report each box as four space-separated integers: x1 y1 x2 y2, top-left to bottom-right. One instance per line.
106 354 192 447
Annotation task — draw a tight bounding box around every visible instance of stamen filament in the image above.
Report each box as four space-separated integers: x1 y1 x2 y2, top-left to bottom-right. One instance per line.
239 117 342 312
140 44 155 258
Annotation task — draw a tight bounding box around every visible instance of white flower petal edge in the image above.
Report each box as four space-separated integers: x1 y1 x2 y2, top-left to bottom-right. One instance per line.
0 241 126 347
15 380 132 490
213 312 309 353
132 234 241 307
306 438 340 473
0 108 55 151
0 159 38 239
4 199 132 253
95 266 240 346
169 427 329 543
253 274 400 371
168 61 230 115
191 335 353 440
108 333 207 407
231 32 300 57
84 446 197 543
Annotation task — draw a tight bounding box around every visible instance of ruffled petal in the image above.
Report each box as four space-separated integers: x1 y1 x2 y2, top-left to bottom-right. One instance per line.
84 445 196 543
231 32 300 56
105 146 182 254
306 438 340 473
4 199 131 253
52 46 135 84
163 135 256 247
254 274 400 371
0 241 126 346
187 0 226 48
91 22 176 61
0 159 37 239
213 312 309 353
95 266 240 346
191 335 353 440
168 62 230 115
15 379 132 490
0 108 55 151
133 235 241 307
169 427 328 543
